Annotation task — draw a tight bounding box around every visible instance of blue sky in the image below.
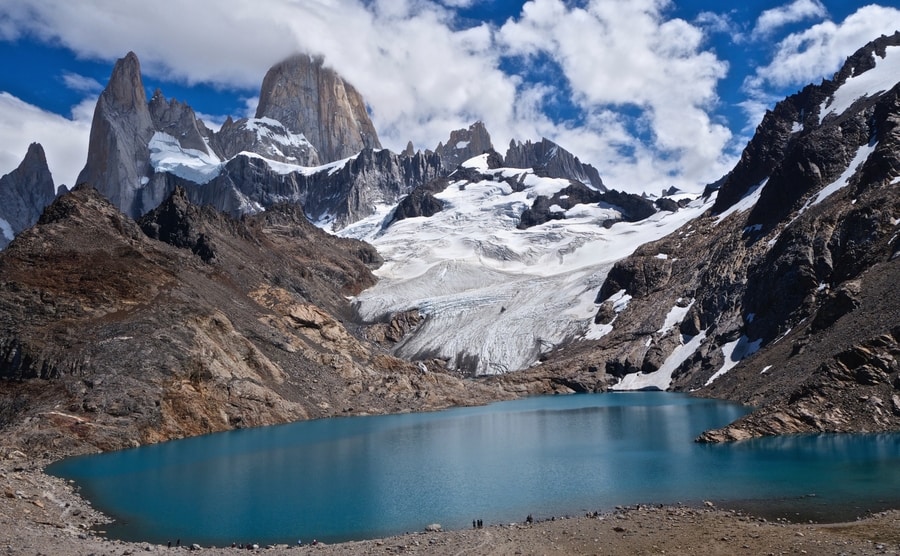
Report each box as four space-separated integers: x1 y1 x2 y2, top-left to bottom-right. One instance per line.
1 0 899 194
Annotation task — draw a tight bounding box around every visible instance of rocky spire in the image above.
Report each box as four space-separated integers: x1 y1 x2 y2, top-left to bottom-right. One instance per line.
255 53 381 163
75 51 155 217
434 121 494 171
0 143 57 248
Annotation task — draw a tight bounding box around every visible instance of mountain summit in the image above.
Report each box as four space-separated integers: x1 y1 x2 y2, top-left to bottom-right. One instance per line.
0 143 57 249
75 51 156 217
255 54 381 163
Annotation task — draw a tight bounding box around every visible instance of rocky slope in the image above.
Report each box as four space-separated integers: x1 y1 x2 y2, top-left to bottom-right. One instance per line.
537 32 900 440
0 143 57 249
0 186 514 458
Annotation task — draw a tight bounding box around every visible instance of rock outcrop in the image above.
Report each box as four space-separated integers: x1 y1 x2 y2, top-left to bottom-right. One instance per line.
434 121 494 171
211 116 320 166
255 53 381 163
505 137 605 190
0 143 57 249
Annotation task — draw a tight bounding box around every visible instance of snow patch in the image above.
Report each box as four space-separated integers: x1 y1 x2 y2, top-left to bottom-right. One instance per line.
820 46 900 122
242 117 312 151
716 178 767 224
612 330 708 391
0 217 13 241
791 121 803 134
657 299 694 335
149 132 222 184
760 365 773 375
654 253 669 260
461 153 490 171
705 335 763 386
794 141 877 219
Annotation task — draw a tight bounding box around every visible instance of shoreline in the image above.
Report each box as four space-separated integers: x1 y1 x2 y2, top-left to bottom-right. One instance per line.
3 455 899 555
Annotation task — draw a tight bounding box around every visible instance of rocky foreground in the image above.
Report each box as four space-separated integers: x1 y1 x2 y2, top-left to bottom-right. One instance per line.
2 452 899 556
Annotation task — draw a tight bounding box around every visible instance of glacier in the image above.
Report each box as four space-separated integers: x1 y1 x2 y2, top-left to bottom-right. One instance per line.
340 155 713 375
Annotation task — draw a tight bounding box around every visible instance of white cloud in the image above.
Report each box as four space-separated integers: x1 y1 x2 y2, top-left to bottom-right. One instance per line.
742 5 900 130
0 0 739 193
62 72 104 94
751 0 827 40
497 0 734 190
0 93 92 188
695 11 738 36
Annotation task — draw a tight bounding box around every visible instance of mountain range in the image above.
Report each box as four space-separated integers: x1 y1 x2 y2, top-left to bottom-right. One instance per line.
0 32 898 455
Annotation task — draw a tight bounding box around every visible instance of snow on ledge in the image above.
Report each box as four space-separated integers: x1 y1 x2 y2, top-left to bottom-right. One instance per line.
715 178 767 224
611 330 708 391
657 299 694 335
820 45 900 123
704 335 763 386
793 141 877 220
149 132 223 184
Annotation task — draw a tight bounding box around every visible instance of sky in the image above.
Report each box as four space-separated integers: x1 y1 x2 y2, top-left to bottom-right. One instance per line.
0 0 899 195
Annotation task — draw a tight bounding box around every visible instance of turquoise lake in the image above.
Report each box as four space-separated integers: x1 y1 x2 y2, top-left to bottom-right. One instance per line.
47 392 900 547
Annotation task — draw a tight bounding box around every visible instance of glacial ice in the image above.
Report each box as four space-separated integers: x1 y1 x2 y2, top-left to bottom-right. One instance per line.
341 165 712 375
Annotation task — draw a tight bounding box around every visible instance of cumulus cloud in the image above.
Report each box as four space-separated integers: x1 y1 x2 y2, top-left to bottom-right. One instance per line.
0 0 740 192
0 93 92 188
742 4 900 129
751 0 827 40
497 0 733 189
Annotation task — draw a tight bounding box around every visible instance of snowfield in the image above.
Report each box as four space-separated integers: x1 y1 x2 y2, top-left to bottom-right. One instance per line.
820 45 900 122
340 159 712 375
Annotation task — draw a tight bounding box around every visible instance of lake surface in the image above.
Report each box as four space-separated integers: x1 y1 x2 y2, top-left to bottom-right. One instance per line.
47 392 900 546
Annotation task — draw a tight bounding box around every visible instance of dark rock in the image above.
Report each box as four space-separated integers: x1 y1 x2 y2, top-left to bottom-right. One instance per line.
598 256 672 300
810 280 861 331
505 138 605 190
434 122 494 171
138 186 222 263
75 51 155 217
385 188 444 226
598 190 656 223
0 143 57 249
518 181 603 229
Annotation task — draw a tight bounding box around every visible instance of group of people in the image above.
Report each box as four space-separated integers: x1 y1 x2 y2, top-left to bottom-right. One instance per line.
472 518 484 529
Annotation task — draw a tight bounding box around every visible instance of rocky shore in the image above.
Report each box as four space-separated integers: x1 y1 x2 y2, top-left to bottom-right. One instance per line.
3 451 899 556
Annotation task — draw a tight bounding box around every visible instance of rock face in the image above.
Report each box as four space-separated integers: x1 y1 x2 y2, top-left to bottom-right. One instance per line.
75 52 156 217
505 137 605 190
0 143 57 249
0 186 513 456
434 121 494 171
538 32 900 440
255 54 381 163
